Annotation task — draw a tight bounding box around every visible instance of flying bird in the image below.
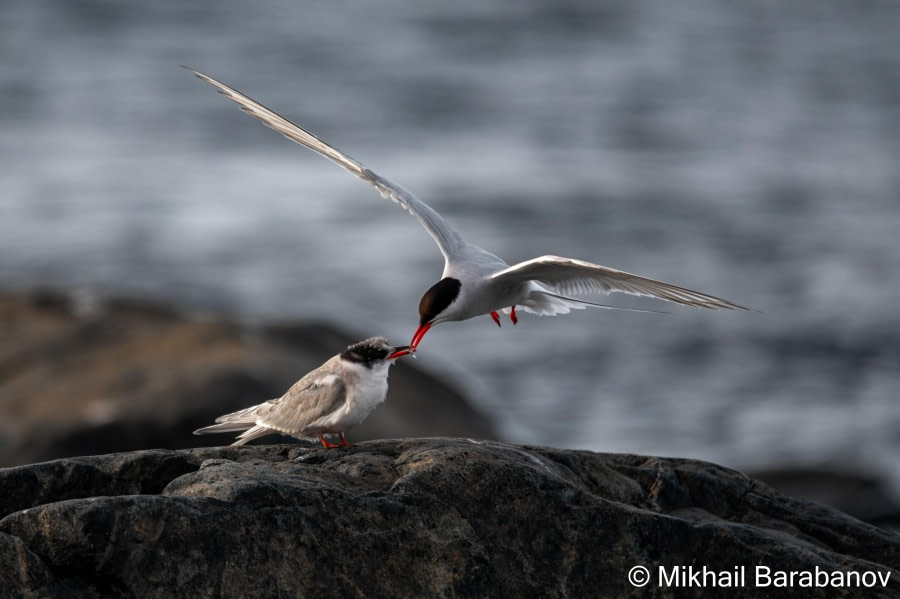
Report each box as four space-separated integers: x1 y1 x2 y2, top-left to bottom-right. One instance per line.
186 68 749 351
194 337 410 448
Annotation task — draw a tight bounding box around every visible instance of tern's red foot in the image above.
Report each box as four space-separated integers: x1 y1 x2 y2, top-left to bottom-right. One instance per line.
319 434 341 449
490 311 501 327
339 432 349 447
510 306 518 325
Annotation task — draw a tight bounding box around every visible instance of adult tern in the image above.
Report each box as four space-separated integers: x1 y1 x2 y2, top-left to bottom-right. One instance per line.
186 68 749 351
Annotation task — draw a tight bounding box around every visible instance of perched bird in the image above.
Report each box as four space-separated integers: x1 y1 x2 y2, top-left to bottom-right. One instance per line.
194 337 410 448
187 68 749 352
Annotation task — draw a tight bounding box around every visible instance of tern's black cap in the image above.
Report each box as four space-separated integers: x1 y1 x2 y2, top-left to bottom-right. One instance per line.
418 277 461 325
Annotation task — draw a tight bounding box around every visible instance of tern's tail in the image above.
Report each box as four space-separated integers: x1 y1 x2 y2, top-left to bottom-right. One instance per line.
193 421 274 446
193 421 254 436
194 401 267 437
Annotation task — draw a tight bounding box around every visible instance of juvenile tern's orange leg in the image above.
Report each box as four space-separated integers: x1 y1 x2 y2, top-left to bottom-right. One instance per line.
319 434 341 449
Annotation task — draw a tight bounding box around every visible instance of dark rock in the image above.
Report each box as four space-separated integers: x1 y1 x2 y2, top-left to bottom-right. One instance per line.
0 439 897 598
0 290 496 466
752 467 900 532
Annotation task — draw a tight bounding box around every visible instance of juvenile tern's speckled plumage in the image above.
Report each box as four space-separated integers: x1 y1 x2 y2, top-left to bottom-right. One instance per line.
186 68 749 351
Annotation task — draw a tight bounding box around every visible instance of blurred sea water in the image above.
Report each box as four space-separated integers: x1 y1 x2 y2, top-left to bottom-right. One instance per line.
2 1 898 488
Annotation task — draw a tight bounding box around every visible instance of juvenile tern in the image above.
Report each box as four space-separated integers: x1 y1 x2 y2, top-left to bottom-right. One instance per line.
194 337 410 448
186 68 749 351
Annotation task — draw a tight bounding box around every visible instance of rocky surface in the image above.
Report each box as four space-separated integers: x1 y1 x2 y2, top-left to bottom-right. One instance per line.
752 467 900 533
5 289 899 533
0 439 897 598
0 290 496 466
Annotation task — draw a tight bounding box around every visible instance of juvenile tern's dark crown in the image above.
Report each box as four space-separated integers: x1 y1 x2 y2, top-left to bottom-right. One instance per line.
341 337 393 367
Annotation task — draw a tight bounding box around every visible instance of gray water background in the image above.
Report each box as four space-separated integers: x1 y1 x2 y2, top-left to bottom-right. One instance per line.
2 1 898 488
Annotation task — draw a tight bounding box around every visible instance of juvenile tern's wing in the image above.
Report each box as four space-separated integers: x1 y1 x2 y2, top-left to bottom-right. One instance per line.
196 371 347 435
492 255 749 310
185 67 465 261
254 373 348 434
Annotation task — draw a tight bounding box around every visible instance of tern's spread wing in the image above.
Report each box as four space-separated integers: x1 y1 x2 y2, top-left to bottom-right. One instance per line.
491 255 749 310
186 68 465 261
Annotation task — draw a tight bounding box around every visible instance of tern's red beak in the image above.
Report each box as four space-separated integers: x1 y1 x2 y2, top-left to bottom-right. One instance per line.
388 346 411 360
410 322 432 352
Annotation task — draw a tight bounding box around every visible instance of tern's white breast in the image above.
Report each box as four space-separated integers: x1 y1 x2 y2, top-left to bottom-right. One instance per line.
333 361 390 429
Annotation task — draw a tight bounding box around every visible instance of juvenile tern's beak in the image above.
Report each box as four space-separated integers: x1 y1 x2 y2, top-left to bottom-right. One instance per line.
410 322 432 352
388 346 411 360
